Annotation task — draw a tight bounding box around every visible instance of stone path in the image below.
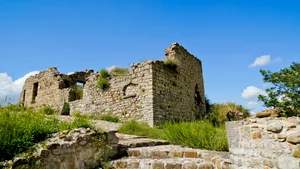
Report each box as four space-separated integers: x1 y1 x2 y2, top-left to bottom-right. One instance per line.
57 116 231 169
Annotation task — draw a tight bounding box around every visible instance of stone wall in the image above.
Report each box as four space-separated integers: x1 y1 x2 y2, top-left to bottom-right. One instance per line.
20 68 93 110
70 61 154 125
226 117 300 169
20 43 206 126
152 43 206 125
11 128 119 169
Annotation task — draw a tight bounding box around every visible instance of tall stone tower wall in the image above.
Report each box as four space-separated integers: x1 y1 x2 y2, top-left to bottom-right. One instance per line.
152 43 206 125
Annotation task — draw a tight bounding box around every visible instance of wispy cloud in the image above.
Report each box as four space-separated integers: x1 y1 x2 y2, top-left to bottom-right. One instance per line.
241 86 266 99
249 55 271 67
249 55 282 68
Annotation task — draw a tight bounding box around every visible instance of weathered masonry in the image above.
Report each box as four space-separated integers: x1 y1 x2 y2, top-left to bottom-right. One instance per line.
226 117 300 169
20 43 206 126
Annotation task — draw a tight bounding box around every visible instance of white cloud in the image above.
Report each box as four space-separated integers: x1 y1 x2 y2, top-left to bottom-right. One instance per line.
106 65 116 72
246 101 260 108
241 86 266 99
249 55 271 67
0 71 39 104
67 72 75 75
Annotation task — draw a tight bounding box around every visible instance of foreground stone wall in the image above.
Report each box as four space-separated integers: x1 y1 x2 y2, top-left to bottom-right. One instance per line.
226 117 300 169
11 128 119 169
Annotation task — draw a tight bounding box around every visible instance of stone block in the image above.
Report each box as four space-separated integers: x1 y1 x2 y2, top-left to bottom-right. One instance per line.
266 122 283 133
152 162 164 169
165 163 182 169
287 131 300 144
185 151 198 158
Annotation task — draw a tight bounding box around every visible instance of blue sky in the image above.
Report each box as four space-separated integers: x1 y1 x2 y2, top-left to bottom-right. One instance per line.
0 0 299 112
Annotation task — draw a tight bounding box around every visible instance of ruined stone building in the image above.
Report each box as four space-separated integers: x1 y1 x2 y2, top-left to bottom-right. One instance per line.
20 43 206 126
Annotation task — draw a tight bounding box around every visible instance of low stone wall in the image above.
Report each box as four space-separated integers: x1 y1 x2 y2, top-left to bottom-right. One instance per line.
226 117 300 169
11 128 119 169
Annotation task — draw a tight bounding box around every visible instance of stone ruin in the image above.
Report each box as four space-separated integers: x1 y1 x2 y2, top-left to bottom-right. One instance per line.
19 43 206 126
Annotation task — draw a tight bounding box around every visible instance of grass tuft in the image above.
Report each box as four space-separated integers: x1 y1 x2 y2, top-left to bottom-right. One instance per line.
110 67 129 77
164 59 177 70
97 69 111 90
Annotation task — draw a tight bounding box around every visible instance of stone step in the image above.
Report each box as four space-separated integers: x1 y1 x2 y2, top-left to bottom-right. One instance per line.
126 145 230 160
117 133 170 148
109 157 215 169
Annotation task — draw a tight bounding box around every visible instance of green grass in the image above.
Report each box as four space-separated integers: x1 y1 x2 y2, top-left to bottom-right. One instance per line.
97 78 110 90
118 120 228 151
118 120 164 139
0 104 93 161
61 102 70 115
90 113 120 123
100 69 110 78
99 114 120 123
110 67 129 77
38 105 56 115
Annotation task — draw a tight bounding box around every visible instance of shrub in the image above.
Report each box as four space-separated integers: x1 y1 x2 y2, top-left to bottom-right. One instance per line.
0 105 93 161
100 69 110 78
39 105 56 115
97 78 109 90
164 59 177 70
61 103 70 115
110 67 129 77
97 69 111 90
118 120 228 151
207 102 250 126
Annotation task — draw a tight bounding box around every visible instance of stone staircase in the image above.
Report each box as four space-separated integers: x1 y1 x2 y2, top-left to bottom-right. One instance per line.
110 133 232 169
57 117 233 169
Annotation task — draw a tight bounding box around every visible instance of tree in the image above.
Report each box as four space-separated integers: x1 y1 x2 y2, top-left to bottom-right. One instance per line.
258 62 300 116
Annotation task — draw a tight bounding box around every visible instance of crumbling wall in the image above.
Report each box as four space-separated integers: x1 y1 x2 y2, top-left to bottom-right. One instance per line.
11 128 119 169
70 61 154 125
20 68 93 111
152 43 206 125
226 117 300 169
20 68 71 109
20 43 206 126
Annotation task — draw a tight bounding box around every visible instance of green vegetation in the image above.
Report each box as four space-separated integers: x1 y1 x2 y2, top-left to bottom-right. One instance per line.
99 114 120 123
71 85 83 100
91 113 120 123
208 102 250 126
0 104 93 161
118 120 163 139
97 69 110 90
118 120 228 151
97 78 110 90
100 69 110 79
258 62 300 117
164 58 177 70
110 67 129 77
38 105 56 115
61 102 70 115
